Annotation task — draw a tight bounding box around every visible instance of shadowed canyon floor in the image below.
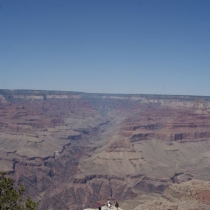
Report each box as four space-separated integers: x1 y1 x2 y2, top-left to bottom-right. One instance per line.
0 90 210 210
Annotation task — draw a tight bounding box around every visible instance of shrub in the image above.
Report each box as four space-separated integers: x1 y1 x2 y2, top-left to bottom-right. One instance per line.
0 172 37 210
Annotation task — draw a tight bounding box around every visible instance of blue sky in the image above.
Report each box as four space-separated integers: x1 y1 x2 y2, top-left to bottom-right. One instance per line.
0 0 210 95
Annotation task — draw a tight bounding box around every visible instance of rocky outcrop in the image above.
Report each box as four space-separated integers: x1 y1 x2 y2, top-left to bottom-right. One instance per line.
134 179 210 210
68 134 81 140
134 180 167 193
170 132 210 141
130 133 154 142
40 175 136 210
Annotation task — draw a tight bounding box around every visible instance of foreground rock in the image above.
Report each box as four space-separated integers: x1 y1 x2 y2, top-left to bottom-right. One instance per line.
84 207 123 210
134 179 210 210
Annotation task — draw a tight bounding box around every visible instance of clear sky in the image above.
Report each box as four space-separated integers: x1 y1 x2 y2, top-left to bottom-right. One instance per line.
0 0 210 95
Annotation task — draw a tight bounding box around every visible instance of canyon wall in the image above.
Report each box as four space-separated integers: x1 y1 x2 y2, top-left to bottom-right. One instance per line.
0 90 210 210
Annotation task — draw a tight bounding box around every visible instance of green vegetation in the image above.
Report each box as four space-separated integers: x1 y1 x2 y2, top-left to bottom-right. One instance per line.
0 172 37 210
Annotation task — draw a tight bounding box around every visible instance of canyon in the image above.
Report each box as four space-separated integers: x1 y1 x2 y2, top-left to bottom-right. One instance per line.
0 89 210 210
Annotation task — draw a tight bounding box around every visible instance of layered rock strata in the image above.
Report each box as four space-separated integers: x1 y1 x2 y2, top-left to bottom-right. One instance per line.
0 90 210 209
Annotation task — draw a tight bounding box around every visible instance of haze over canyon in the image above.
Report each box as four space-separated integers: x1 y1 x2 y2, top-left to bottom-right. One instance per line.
0 89 210 210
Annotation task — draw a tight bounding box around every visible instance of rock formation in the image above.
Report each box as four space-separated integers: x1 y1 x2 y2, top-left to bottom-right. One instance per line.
134 179 210 210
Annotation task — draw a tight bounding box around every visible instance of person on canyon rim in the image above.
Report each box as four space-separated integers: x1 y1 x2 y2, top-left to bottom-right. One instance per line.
98 206 101 210
115 201 119 210
107 200 112 208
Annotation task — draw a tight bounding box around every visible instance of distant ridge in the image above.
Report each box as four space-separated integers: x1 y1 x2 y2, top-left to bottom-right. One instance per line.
1 89 210 101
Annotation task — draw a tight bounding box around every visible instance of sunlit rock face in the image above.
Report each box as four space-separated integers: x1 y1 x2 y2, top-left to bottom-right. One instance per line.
1 89 210 210
133 179 210 210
